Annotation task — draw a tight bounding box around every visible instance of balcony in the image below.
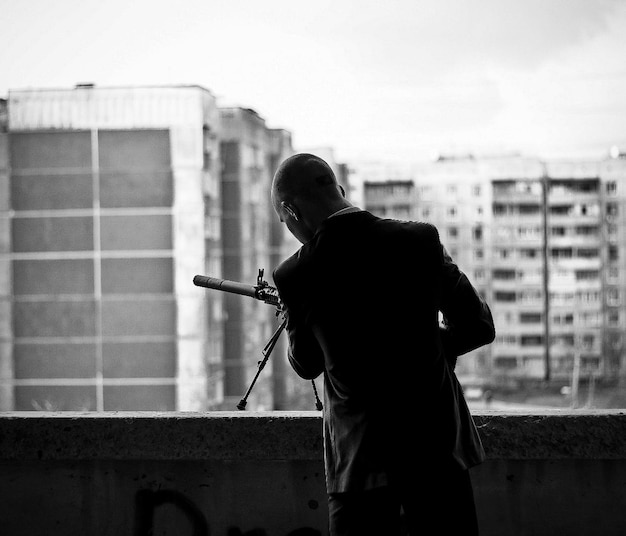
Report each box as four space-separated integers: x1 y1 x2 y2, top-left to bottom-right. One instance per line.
1 411 625 536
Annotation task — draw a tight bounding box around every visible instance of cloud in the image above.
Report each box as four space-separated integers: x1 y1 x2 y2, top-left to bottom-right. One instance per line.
316 0 620 84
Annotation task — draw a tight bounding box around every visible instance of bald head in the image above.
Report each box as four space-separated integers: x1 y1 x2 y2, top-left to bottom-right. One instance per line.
271 153 352 244
272 153 342 205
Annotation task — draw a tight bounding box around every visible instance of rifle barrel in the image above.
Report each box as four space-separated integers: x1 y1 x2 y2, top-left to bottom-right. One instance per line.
193 275 258 299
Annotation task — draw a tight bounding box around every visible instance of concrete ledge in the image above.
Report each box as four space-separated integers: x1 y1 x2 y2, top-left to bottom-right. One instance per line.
475 409 626 459
0 411 323 461
0 409 624 461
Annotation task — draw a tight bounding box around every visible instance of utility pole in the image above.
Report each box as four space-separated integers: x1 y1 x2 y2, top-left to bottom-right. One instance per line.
541 163 551 383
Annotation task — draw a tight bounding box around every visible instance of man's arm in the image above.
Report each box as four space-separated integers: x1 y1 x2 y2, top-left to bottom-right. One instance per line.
282 307 325 380
438 243 496 361
273 266 324 380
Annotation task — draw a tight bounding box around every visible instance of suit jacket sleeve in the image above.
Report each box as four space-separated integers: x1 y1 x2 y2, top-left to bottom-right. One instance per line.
436 235 496 362
273 265 324 380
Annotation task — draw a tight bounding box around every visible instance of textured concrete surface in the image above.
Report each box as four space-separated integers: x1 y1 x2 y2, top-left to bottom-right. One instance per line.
1 410 626 536
0 411 323 460
474 409 626 459
0 410 624 461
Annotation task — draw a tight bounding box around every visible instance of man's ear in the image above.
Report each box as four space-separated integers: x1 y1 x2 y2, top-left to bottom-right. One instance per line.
282 202 299 221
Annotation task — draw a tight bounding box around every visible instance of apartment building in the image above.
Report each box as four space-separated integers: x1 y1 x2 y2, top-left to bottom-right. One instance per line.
218 107 297 410
363 158 492 382
597 155 626 386
362 153 626 389
0 100 8 408
490 158 626 386
0 85 221 411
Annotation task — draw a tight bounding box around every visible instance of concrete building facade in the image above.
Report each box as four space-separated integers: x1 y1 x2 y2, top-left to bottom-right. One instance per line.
363 159 492 383
0 86 362 412
0 85 221 411
216 135 352 410
218 107 296 410
362 153 626 392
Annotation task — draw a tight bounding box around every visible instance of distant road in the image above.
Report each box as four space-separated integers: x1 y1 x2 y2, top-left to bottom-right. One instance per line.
467 399 558 411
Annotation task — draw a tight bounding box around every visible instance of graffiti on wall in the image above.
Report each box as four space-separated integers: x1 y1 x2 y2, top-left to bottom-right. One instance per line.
134 489 322 536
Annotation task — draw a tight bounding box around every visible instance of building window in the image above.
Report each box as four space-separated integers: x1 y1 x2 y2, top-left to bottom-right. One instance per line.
581 356 600 372
448 227 458 239
606 181 617 195
497 248 511 259
553 334 575 346
551 247 573 259
495 334 517 345
521 335 543 346
494 356 518 370
550 292 574 305
552 313 573 325
608 289 621 306
551 205 571 216
520 312 542 324
575 225 599 237
473 225 483 241
577 248 599 259
474 248 484 260
520 248 538 259
578 291 600 304
519 290 542 304
493 269 516 280
607 203 619 218
579 312 601 327
519 203 540 215
581 334 595 350
518 226 541 240
493 203 511 216
495 291 516 302
575 270 599 281
576 203 599 217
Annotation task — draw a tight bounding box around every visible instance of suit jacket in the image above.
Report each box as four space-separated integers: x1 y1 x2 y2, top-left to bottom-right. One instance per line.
273 210 495 493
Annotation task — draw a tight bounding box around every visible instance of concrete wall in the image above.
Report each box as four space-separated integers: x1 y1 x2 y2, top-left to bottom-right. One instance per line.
0 410 625 536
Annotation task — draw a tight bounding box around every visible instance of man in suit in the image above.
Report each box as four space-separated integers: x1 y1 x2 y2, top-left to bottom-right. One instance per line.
271 153 495 535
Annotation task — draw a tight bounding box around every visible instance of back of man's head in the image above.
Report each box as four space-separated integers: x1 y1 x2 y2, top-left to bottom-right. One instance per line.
272 153 341 204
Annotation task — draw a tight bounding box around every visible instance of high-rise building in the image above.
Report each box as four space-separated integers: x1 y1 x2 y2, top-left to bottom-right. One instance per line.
363 157 492 382
0 85 221 411
218 107 295 410
362 153 626 391
0 99 8 409
600 153 626 389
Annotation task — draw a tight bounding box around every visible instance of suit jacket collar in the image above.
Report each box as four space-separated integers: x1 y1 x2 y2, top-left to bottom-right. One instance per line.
314 209 378 238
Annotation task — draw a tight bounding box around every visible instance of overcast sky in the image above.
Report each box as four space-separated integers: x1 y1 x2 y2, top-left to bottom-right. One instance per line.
1 0 625 164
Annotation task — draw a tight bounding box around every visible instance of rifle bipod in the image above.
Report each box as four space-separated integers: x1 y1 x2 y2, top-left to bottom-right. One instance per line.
237 316 323 411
